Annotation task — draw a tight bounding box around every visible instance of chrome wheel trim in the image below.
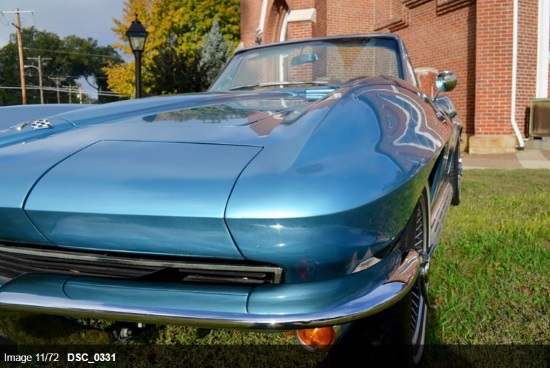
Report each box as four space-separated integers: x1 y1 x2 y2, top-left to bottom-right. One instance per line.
457 154 463 198
410 195 428 364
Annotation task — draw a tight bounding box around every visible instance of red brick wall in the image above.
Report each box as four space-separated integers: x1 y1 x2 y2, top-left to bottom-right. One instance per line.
374 0 409 32
285 0 327 40
373 1 476 136
288 0 316 7
241 1 290 45
475 0 515 136
473 0 542 137
312 0 327 37
287 21 314 40
240 0 263 46
326 0 374 35
240 0 545 142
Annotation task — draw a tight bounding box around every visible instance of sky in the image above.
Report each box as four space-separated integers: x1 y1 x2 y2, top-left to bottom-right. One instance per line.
0 0 125 48
0 0 126 99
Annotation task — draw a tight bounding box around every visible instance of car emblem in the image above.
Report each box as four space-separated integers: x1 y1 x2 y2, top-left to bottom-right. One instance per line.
2 119 54 134
30 119 53 130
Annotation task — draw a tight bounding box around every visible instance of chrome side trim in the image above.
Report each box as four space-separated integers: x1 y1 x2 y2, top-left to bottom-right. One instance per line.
420 180 452 305
352 256 382 273
429 180 453 256
0 251 419 330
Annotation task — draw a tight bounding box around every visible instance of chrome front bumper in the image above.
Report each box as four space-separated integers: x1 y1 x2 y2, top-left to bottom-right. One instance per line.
0 251 419 330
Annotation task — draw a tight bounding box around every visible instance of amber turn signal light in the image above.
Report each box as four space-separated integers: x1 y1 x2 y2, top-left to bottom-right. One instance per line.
295 326 339 351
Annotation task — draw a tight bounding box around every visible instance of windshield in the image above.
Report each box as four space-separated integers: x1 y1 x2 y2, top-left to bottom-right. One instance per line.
210 37 402 92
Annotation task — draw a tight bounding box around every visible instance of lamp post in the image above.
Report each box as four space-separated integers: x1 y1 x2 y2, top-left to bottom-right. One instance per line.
126 15 148 99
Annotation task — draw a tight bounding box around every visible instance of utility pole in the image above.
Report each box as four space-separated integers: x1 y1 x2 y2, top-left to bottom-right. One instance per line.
49 77 64 104
66 85 83 104
2 9 34 105
26 56 51 104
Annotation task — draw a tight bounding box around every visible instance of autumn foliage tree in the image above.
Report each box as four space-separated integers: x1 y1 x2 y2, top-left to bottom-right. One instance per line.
104 0 239 98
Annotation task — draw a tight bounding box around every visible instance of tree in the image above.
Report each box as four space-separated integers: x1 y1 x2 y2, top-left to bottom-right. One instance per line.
0 43 21 105
199 18 234 86
61 35 122 103
0 27 123 105
104 0 239 97
105 0 153 97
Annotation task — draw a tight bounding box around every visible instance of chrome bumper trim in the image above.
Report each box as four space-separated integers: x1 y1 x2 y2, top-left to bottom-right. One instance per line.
0 251 419 330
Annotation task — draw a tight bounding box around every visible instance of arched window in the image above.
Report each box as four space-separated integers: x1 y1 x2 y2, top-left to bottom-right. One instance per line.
264 0 289 44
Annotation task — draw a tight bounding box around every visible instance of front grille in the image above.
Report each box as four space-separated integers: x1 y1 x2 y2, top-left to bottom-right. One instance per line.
0 243 283 285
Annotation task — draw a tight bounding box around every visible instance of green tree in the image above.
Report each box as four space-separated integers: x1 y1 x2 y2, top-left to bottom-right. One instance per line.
0 27 123 105
199 18 234 86
0 42 21 105
60 35 123 103
105 0 239 97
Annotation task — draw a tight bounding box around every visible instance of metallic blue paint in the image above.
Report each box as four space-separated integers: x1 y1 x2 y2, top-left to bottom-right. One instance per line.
0 104 87 128
25 141 260 258
0 251 419 329
0 34 461 333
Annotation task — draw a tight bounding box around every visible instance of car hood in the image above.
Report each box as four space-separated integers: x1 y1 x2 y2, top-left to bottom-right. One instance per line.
0 91 332 257
23 141 261 258
0 92 311 148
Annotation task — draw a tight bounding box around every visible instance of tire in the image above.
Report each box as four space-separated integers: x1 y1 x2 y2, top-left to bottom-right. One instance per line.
327 191 429 367
450 138 462 206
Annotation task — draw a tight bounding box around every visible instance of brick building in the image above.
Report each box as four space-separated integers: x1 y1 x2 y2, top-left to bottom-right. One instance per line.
240 0 550 153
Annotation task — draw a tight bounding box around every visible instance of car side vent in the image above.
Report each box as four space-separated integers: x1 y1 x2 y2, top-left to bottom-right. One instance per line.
0 243 283 285
138 268 278 285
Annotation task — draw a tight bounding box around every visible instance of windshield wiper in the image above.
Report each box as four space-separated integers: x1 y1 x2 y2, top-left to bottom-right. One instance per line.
229 80 332 91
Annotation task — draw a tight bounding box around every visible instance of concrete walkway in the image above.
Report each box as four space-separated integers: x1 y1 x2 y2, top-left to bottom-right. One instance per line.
462 145 550 170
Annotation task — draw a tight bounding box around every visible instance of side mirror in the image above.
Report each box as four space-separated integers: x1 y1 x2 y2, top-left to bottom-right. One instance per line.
433 71 457 101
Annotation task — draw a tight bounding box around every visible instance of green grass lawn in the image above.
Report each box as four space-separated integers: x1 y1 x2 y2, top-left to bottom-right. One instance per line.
427 169 549 345
1 170 549 365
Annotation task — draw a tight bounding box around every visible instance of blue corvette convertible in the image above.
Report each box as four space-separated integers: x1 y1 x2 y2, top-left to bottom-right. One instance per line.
0 34 461 365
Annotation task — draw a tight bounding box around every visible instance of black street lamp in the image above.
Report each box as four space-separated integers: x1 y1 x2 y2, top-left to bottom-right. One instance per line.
126 15 148 98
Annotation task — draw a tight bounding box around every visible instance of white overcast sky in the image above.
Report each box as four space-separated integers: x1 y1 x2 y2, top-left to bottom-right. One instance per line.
0 0 125 48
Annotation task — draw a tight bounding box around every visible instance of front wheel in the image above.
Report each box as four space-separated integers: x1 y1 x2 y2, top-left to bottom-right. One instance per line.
386 190 429 366
328 191 429 367
408 190 429 364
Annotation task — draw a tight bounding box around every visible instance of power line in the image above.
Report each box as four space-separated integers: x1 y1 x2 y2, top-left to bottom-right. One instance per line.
0 84 122 97
23 47 123 60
